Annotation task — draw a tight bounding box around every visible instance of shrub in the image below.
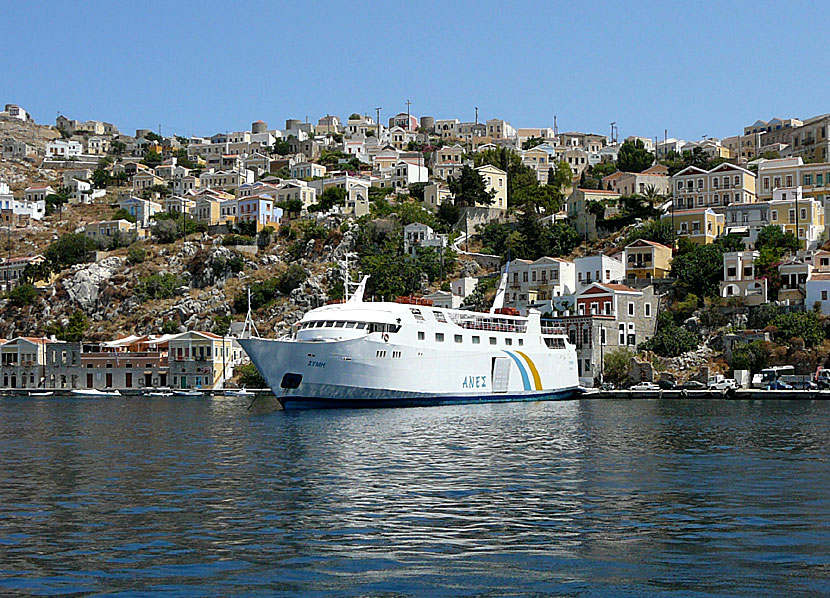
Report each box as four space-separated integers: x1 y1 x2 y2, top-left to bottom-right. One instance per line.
161 319 180 335
137 273 184 301
236 362 267 388
44 233 97 273
222 234 255 246
770 311 824 347
7 283 37 307
127 245 146 265
639 312 701 357
731 340 768 374
603 347 635 385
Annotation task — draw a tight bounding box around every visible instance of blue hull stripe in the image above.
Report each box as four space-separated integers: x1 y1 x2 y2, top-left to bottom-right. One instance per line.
278 388 578 410
503 350 531 390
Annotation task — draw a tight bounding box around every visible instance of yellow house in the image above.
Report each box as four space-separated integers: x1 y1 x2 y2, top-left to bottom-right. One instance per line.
195 197 222 225
624 239 673 280
475 164 508 210
168 331 242 390
769 186 825 247
662 207 724 245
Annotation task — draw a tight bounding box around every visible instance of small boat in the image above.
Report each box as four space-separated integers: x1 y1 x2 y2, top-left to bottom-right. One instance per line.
225 387 255 397
173 389 204 397
28 391 54 397
145 391 173 397
71 389 121 397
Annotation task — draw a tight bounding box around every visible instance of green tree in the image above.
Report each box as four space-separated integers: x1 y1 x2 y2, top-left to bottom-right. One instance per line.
522 136 545 150
770 312 824 347
640 312 701 357
92 168 110 189
671 242 728 298
7 283 37 307
626 219 674 246
448 165 495 207
436 201 460 230
44 233 97 272
112 208 137 223
603 347 635 385
136 273 185 301
142 150 163 167
161 319 180 335
617 139 654 173
236 362 267 388
756 225 799 253
45 188 71 216
58 311 89 342
127 245 146 265
314 186 347 211
276 264 307 295
731 340 768 374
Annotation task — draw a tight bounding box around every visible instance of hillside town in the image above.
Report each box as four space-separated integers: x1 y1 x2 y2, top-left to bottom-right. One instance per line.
2 102 830 391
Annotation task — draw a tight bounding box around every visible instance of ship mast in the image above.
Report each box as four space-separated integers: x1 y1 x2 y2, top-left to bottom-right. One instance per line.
240 286 260 339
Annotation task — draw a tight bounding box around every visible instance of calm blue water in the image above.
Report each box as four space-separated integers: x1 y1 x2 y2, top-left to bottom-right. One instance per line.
0 397 829 597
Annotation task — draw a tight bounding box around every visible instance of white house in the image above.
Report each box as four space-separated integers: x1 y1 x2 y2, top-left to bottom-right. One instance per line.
403 223 447 257
24 185 55 203
574 254 626 288
392 160 428 189
45 140 82 158
806 274 830 315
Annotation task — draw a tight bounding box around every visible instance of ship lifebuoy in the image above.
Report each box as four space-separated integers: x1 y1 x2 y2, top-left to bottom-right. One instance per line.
382 333 389 342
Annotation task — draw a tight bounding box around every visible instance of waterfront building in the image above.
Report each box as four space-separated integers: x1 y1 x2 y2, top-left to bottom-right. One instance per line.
168 332 242 391
547 282 657 386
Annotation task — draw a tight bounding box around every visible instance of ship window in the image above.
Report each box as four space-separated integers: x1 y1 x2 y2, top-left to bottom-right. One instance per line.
345 322 356 328
315 322 324 327
435 333 444 342
325 321 335 327
335 321 345 328
410 308 424 321
433 311 446 323
454 334 462 343
490 337 497 345
472 336 480 344
356 322 366 329
518 339 523 346
418 331 425 340
505 338 513 346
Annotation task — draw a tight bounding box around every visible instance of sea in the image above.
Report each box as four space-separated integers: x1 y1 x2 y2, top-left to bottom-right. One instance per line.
0 396 828 597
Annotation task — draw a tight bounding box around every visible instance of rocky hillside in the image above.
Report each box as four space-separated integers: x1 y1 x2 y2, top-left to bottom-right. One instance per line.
0 118 61 189
0 222 360 341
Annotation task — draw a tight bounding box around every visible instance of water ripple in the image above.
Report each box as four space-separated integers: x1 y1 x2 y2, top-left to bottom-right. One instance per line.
0 397 828 596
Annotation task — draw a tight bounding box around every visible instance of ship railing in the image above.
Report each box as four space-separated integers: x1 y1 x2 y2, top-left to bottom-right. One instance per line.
541 326 567 335
454 320 527 334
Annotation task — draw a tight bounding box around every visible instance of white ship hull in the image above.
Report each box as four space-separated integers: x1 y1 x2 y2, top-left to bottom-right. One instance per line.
239 296 579 409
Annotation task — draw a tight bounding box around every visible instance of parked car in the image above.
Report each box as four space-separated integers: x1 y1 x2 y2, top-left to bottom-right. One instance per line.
791 380 817 390
707 375 738 390
766 380 793 390
630 382 660 391
657 379 676 390
681 380 707 390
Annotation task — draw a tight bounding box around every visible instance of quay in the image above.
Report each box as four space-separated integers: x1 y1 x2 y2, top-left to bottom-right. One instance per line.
584 389 830 400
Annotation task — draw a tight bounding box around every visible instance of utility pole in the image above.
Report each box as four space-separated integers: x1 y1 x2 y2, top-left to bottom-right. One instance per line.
475 106 478 125
405 99 412 130
554 115 558 137
375 107 381 138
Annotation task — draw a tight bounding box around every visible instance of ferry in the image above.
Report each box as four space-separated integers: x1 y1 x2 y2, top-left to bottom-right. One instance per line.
239 271 579 410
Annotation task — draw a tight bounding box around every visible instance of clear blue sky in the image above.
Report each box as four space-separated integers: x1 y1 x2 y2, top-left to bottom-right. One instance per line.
4 1 827 142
